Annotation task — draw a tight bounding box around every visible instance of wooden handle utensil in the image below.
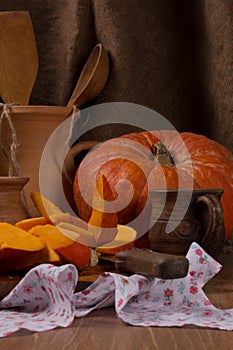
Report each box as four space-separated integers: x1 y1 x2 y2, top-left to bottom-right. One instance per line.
67 43 109 107
99 249 189 279
0 11 38 105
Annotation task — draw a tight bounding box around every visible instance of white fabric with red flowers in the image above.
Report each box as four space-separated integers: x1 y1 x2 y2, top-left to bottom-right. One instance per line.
0 242 232 337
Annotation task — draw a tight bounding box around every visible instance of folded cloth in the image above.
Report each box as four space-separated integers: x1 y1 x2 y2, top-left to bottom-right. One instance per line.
74 242 233 330
0 242 232 337
0 264 78 337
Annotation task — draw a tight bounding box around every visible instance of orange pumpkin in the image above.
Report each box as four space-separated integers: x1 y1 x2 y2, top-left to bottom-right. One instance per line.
73 130 233 241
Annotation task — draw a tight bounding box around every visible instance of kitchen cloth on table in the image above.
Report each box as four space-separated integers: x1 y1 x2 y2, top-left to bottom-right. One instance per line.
0 242 232 337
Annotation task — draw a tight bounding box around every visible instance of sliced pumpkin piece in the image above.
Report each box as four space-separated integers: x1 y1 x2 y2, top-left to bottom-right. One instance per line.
15 216 52 231
56 222 97 247
31 192 89 230
88 174 118 246
29 224 74 249
49 212 88 230
30 191 63 219
31 182 118 248
0 246 61 272
29 224 92 269
96 225 137 255
0 222 46 259
56 221 118 248
0 222 58 272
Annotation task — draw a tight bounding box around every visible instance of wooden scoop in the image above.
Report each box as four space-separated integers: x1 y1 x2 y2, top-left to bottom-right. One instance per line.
0 11 38 105
67 43 109 107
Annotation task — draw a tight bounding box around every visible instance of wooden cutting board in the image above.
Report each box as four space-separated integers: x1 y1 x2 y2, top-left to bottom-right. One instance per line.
0 274 22 301
0 11 38 105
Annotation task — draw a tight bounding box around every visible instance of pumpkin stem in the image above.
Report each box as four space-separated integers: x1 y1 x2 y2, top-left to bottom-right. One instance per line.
151 142 175 167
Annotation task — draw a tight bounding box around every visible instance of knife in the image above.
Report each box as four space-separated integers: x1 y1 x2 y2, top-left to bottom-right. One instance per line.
99 249 189 279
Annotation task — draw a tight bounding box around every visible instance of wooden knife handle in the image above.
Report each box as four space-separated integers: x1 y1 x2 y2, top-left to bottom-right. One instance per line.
115 250 189 279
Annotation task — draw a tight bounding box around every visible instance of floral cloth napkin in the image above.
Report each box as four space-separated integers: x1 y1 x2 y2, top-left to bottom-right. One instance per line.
0 242 233 337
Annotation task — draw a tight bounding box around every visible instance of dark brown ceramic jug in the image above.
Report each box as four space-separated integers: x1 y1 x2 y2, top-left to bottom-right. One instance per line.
148 188 225 258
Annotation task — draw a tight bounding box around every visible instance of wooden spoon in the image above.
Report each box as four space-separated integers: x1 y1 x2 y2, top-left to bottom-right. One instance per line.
0 11 38 105
67 43 109 107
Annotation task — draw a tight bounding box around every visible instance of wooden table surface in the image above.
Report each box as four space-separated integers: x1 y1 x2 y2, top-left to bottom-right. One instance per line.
0 251 232 350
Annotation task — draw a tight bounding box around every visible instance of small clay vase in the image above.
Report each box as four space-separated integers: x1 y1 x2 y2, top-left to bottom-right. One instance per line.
0 176 30 224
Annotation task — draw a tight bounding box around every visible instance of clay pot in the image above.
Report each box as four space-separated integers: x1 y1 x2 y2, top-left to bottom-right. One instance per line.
0 105 73 216
0 176 30 224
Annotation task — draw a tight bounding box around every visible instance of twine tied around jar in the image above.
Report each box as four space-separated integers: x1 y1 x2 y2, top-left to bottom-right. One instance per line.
0 102 30 214
0 102 22 177
64 105 80 152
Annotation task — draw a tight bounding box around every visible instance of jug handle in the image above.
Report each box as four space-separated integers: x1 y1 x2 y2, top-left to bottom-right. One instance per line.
195 192 225 258
63 140 99 186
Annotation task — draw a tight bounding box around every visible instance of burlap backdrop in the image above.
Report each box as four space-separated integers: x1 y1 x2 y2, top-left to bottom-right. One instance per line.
0 0 232 152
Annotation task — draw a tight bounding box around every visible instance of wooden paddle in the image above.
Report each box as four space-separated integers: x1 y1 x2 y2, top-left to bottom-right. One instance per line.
0 11 38 105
